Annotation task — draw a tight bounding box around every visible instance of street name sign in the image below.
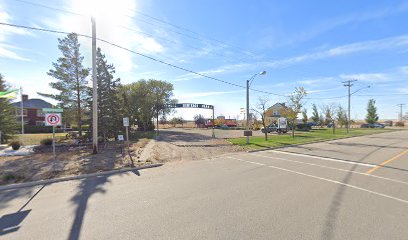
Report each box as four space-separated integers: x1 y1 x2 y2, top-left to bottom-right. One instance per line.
166 103 214 109
43 108 63 113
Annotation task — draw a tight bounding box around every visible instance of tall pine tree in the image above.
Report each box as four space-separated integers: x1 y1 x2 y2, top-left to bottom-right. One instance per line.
0 74 18 143
311 104 320 124
365 99 379 124
39 33 89 135
94 47 122 138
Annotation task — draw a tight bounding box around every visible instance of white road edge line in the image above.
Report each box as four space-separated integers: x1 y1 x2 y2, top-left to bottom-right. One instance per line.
228 156 408 205
251 153 408 185
268 150 377 167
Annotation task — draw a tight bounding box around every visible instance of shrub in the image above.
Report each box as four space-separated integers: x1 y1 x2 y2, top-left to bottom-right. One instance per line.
40 138 53 146
395 121 405 127
9 140 22 150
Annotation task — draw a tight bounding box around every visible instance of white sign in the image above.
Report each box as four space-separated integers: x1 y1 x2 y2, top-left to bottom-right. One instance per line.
123 117 129 127
45 113 62 126
118 135 124 141
278 117 287 129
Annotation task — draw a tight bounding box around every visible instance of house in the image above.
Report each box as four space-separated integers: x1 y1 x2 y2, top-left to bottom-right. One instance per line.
265 103 287 123
13 95 53 126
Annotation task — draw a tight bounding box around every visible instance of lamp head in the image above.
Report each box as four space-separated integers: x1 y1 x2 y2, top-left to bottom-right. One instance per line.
259 71 267 75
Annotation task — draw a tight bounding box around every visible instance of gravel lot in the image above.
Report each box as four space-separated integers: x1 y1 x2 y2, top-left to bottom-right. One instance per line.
140 128 247 162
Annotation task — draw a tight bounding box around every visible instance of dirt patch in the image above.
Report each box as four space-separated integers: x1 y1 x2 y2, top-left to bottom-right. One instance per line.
0 139 151 186
141 130 244 163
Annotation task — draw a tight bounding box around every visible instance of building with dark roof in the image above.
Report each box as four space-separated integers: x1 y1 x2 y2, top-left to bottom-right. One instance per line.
12 95 53 126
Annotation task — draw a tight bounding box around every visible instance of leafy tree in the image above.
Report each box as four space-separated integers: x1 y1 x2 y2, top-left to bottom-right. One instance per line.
194 114 206 127
281 87 307 138
119 79 174 131
301 109 308 124
251 97 270 141
365 99 379 124
39 33 89 136
149 80 175 133
336 105 348 128
0 74 18 143
311 104 320 124
93 47 122 138
321 104 336 134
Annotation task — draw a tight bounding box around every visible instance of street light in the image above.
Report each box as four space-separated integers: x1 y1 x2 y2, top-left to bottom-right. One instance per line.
246 71 267 144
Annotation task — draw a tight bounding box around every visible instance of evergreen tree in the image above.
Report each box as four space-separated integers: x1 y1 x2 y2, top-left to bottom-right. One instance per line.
336 105 348 128
301 109 308 124
311 104 320 123
365 99 379 124
94 48 122 138
0 74 18 143
39 33 89 135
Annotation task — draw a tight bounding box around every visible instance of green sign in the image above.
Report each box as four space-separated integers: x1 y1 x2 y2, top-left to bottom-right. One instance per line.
42 108 63 113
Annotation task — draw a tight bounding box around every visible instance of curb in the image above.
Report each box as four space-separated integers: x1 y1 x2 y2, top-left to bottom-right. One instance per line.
245 130 400 153
0 163 163 191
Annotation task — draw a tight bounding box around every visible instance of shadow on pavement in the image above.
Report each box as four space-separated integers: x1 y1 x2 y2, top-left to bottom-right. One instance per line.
321 164 358 240
156 130 213 142
0 184 46 236
68 167 145 240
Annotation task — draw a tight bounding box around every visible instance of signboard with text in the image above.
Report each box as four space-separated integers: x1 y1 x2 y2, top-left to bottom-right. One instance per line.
166 103 214 109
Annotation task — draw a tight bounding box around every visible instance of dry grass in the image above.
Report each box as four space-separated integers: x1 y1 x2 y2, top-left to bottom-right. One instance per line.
0 139 152 186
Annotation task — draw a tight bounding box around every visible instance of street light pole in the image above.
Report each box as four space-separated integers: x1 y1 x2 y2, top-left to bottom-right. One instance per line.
91 17 98 154
246 71 266 144
343 79 357 134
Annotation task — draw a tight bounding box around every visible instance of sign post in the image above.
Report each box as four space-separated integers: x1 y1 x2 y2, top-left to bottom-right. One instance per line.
45 113 62 161
123 117 130 150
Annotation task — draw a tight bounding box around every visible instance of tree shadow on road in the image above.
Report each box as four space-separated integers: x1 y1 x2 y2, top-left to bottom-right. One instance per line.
321 164 358 240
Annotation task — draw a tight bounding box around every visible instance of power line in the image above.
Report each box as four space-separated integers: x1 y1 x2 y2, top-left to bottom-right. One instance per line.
0 22 286 97
13 0 86 17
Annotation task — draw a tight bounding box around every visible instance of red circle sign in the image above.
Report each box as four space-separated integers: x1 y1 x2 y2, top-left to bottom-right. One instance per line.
46 114 61 125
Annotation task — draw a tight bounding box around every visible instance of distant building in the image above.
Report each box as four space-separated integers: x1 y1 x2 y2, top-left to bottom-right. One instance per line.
13 95 53 126
265 103 287 123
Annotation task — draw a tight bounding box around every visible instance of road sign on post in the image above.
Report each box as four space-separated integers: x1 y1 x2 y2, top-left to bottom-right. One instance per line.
123 117 130 160
45 113 62 162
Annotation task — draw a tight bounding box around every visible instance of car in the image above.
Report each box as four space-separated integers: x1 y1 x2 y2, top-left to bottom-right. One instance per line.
361 123 385 128
261 124 278 133
373 123 385 128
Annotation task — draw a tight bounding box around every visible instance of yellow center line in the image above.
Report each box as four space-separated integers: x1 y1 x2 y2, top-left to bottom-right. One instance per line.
366 148 408 174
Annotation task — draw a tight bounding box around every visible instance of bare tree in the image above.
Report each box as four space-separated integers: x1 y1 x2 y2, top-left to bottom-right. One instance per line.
281 87 308 138
321 103 337 134
251 97 270 141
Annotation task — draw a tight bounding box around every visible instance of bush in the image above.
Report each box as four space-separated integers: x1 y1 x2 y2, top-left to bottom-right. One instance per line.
9 140 22 150
40 138 53 146
395 121 405 127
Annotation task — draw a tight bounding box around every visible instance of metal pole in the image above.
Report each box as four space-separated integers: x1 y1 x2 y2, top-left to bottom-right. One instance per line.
91 17 98 154
347 84 350 133
126 126 129 151
52 125 56 161
397 104 405 121
20 86 24 135
212 107 215 138
246 79 250 144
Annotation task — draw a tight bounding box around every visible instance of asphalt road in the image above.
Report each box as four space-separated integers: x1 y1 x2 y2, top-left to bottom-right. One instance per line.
1 130 407 240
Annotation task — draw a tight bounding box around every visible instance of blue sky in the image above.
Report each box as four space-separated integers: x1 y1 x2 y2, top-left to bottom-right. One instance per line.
0 0 407 120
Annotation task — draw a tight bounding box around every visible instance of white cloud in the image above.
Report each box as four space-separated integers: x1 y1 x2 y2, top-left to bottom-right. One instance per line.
42 0 164 73
176 90 244 99
174 63 252 82
339 73 389 82
266 35 408 68
0 5 32 61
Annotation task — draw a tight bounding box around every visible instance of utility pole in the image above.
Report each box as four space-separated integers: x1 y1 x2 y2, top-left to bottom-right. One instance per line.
246 79 250 144
397 104 405 121
343 79 357 133
91 17 98 154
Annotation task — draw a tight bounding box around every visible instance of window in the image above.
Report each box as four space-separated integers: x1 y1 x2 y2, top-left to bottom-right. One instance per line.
37 109 44 117
15 109 27 116
36 121 45 126
273 110 280 116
